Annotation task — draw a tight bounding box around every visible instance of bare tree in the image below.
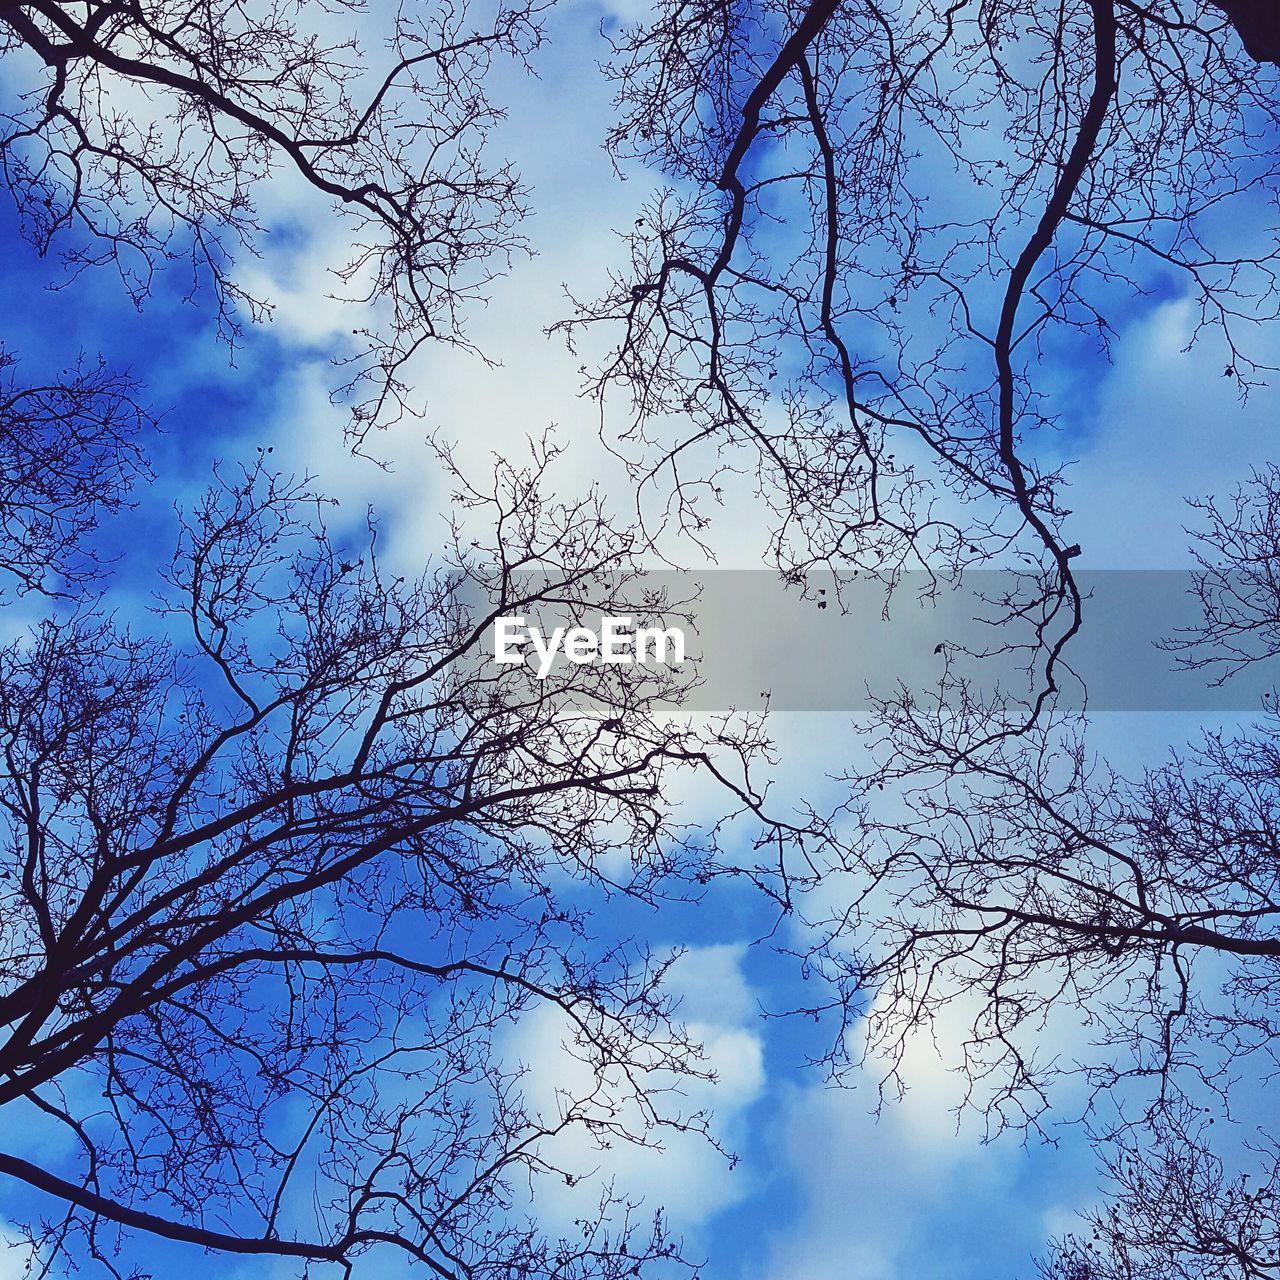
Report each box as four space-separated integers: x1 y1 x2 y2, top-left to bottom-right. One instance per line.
559 0 1280 712
1039 1108 1280 1280
0 0 544 435
726 466 1280 1280
0 7 792 1274
0 437 771 1278
0 346 152 596
8 0 1280 1272
1209 0 1280 63
787 676 1280 1128
549 1 1280 1257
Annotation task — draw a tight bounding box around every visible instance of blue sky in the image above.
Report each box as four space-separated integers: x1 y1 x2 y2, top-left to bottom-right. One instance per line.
2 2 1279 1278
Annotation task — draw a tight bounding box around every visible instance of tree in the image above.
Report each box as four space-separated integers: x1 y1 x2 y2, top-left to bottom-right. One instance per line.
1 0 543 435
0 439 769 1277
0 346 152 596
759 465 1280 1275
6 0 1280 1272
0 6 780 1273
560 0 1280 706
552 0 1280 1263
1209 0 1280 63
1038 1108 1280 1280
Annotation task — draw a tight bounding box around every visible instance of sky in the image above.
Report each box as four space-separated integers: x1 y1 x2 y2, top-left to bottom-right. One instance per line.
1 1 1279 1278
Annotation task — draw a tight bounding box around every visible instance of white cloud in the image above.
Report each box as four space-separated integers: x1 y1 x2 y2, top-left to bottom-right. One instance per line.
1067 297 1280 568
0 1224 41 1280
757 1080 1009 1280
501 943 765 1234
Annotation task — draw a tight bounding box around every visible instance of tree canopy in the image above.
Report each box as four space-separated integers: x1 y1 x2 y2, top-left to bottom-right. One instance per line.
3 0 1280 1276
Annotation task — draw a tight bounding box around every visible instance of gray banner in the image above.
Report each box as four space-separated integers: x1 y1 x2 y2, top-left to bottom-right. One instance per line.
473 571 1280 712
